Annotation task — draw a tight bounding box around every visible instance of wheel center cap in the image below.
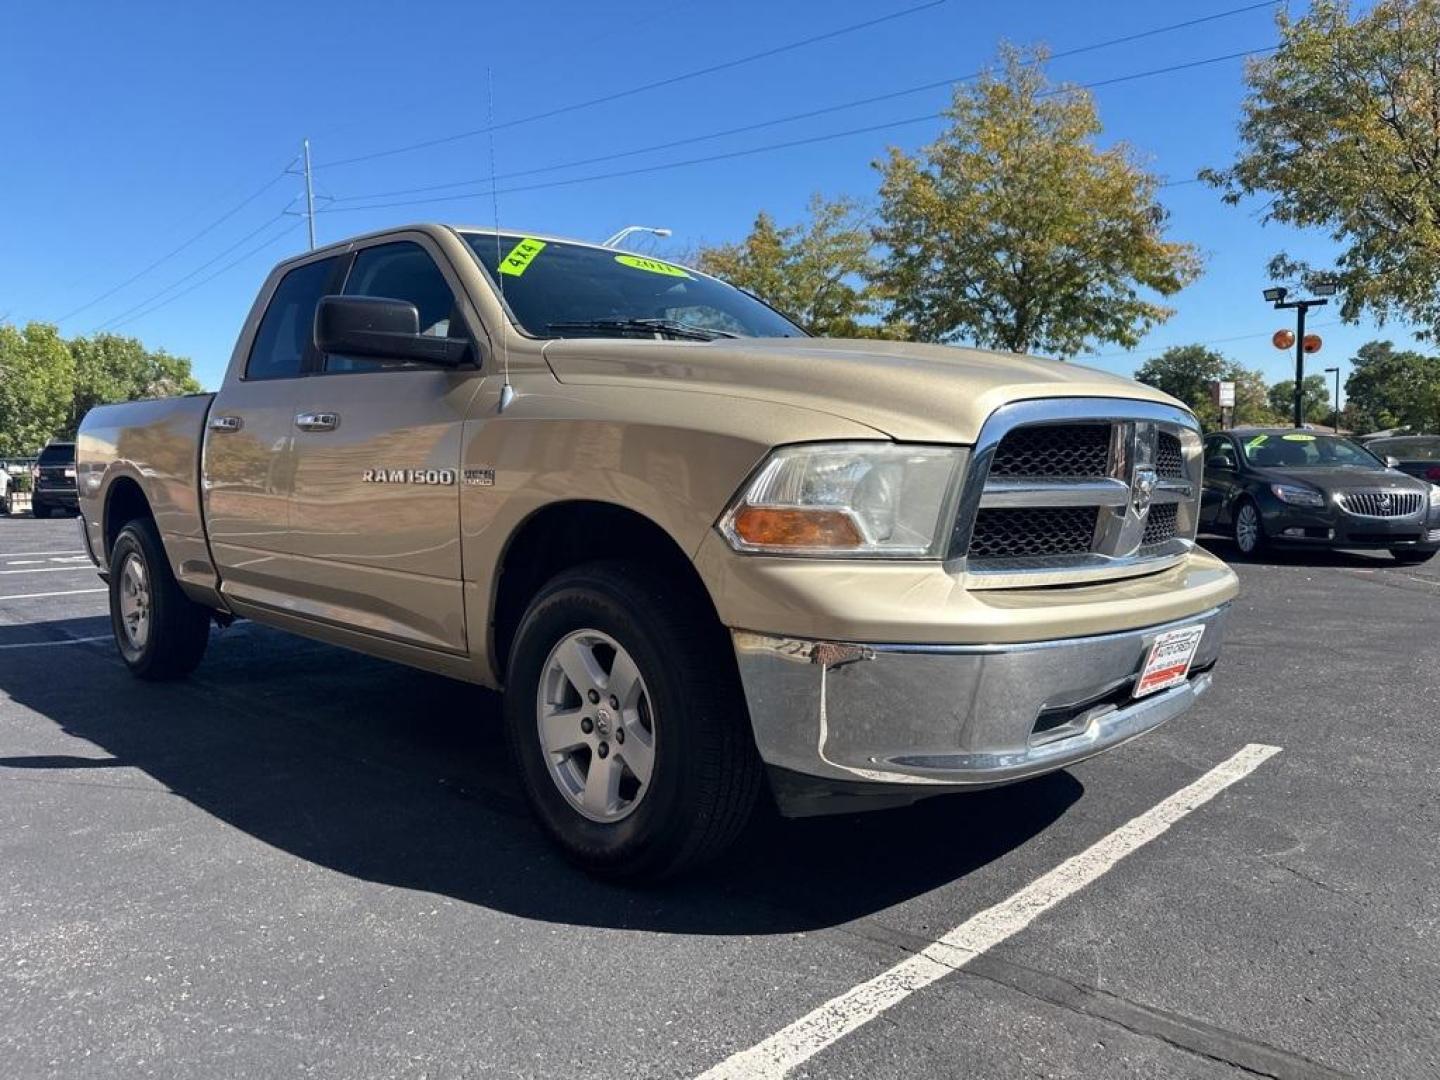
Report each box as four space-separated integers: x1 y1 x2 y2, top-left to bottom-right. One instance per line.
594 708 613 738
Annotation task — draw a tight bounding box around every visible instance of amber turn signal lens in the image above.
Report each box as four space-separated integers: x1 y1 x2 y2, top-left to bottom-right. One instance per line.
731 507 864 549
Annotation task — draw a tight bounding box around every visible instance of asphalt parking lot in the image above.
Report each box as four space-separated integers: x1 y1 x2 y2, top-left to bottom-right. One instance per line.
2 515 1437 1079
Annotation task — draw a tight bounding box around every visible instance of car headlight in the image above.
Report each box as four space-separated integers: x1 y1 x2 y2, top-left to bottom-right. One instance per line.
720 443 964 557
1270 483 1326 508
1429 484 1440 509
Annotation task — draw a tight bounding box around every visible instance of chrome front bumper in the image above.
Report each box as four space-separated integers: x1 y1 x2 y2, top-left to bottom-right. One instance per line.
734 604 1229 816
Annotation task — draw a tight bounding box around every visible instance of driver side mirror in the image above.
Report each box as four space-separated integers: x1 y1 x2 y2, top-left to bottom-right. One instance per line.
314 295 471 367
1384 455 1401 469
1206 454 1235 472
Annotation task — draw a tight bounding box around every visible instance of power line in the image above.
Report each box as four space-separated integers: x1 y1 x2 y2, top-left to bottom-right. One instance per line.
55 158 297 324
321 46 1272 216
316 0 948 170
328 0 1276 206
104 219 305 332
93 206 296 332
1078 320 1341 362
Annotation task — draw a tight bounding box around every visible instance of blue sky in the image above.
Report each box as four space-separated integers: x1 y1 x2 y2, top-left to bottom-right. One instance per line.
1 0 1417 394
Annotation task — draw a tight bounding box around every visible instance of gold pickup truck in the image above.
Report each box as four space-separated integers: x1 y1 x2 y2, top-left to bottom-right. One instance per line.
76 225 1238 880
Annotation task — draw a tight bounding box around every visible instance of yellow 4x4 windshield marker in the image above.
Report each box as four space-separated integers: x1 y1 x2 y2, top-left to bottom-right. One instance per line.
499 238 546 276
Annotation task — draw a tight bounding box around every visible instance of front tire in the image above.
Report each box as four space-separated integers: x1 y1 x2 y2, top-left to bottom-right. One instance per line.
1392 548 1437 565
504 561 762 882
1233 498 1266 557
108 518 212 680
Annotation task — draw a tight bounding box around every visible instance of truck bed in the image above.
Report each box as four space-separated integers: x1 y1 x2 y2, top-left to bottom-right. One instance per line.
77 393 215 589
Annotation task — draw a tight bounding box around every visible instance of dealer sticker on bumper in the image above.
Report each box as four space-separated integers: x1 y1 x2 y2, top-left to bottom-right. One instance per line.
1134 625 1206 698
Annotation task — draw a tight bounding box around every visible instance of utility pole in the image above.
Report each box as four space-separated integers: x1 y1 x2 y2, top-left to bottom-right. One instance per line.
1263 284 1337 428
302 139 317 251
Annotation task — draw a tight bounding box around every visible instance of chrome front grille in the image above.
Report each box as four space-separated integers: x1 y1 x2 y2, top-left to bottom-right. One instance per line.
989 423 1110 479
1156 432 1184 479
1141 502 1179 547
951 399 1203 588
1338 490 1424 518
969 506 1099 558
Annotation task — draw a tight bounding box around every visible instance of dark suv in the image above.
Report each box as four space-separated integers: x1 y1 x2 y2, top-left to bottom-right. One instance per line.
32 441 79 518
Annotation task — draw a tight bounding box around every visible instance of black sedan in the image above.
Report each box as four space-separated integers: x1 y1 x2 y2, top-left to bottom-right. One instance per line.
1365 435 1440 485
1200 428 1440 563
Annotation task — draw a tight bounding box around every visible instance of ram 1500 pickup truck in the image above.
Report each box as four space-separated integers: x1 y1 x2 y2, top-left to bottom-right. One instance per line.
78 225 1238 880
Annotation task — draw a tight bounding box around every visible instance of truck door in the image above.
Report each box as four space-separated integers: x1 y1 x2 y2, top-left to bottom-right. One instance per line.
285 237 484 653
204 253 343 607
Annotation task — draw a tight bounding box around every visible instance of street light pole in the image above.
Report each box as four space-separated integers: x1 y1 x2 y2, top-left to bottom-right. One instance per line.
1324 366 1341 432
602 225 672 249
1263 284 1337 428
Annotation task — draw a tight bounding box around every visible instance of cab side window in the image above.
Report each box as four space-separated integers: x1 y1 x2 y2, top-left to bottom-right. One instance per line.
1205 436 1237 471
245 257 339 380
328 242 463 373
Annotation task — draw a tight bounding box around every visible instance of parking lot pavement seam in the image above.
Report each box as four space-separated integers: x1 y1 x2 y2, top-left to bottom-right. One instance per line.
695 744 1282 1080
942 953 1354 1080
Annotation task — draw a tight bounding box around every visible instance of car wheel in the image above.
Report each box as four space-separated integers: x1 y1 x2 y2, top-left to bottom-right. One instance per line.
32 502 52 519
1233 498 1265 557
1391 548 1437 565
108 517 212 680
504 560 762 882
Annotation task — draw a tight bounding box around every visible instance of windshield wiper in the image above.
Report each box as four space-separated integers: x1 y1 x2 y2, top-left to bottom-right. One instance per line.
546 318 736 341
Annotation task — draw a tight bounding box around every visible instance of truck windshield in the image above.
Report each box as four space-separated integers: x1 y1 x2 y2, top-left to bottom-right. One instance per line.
462 233 805 341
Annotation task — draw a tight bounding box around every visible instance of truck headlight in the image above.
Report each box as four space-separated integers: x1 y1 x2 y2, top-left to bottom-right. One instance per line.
1270 483 1325 508
719 443 964 557
1429 484 1440 509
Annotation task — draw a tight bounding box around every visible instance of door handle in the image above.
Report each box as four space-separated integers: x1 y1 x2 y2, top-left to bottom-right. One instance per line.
208 415 244 433
295 412 339 432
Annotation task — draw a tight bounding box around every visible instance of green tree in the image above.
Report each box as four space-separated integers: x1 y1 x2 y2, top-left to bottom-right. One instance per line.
694 195 898 337
874 46 1201 356
1204 0 1440 337
1134 345 1277 428
1227 365 1281 427
1343 340 1440 432
0 322 75 456
67 332 203 434
1267 375 1331 424
1135 345 1226 422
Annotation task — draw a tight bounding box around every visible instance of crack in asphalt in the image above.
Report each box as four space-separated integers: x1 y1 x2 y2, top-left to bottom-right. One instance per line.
821 915 1353 1080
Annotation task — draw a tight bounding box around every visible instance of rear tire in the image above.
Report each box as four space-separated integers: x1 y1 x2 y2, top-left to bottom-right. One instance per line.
1391 548 1437 565
504 561 762 882
108 518 212 680
32 502 52 519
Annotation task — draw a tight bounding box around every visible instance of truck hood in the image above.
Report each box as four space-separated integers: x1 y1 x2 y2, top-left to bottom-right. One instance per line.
540 336 1184 443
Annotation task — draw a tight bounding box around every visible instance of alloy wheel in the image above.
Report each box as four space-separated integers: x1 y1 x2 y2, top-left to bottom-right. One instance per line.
536 629 657 823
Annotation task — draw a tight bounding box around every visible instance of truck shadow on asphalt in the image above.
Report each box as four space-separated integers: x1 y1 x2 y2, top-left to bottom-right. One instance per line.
0 615 1081 934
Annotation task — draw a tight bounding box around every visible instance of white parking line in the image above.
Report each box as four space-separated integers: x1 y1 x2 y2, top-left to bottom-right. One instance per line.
697 743 1283 1080
0 635 111 650
0 588 107 601
0 550 85 558
0 566 97 574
